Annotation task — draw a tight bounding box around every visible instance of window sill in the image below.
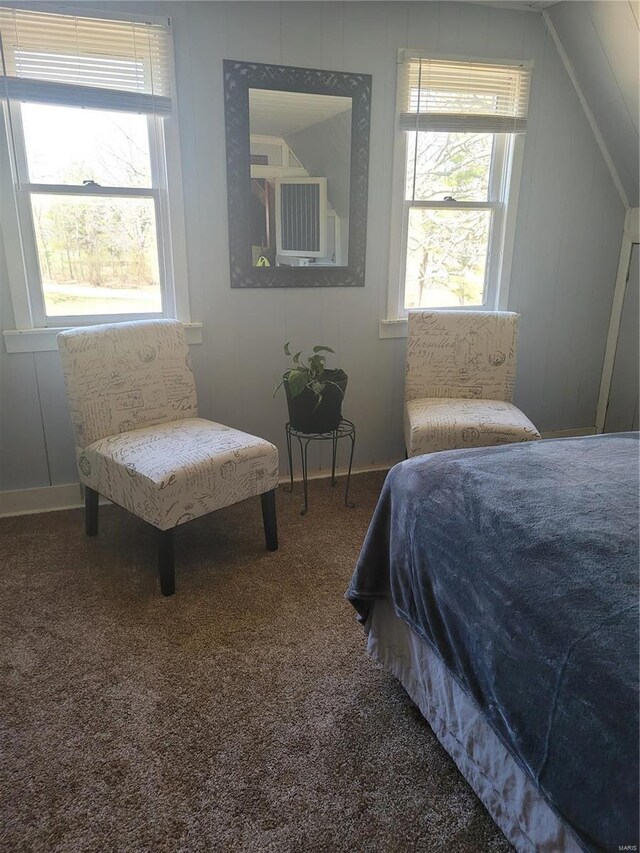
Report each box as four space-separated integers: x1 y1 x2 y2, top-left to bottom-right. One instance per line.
2 321 203 353
379 318 408 339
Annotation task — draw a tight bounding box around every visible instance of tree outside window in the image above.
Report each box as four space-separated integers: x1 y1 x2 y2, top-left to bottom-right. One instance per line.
404 131 495 309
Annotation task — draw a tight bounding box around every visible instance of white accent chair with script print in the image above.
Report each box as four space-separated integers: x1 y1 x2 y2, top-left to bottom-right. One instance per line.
404 311 541 458
58 320 279 596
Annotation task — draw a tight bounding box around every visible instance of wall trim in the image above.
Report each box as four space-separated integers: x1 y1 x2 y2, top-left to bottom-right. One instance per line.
539 427 596 439
0 482 82 518
0 429 597 518
595 209 639 432
0 464 393 519
2 321 203 353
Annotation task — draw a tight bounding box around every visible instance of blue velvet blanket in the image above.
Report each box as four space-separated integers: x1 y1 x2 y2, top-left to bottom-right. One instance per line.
347 434 639 852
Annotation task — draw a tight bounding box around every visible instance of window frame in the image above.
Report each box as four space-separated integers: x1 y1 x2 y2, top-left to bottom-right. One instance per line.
381 51 529 339
10 103 173 327
0 8 197 351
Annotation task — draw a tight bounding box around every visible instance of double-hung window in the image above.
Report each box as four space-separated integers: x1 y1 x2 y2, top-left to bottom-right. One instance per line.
385 53 531 333
0 7 191 342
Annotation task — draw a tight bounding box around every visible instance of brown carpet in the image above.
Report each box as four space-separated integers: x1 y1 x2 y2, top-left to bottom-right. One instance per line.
1 472 511 853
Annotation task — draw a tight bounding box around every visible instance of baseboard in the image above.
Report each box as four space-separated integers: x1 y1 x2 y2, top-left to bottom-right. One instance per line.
292 460 395 484
0 463 393 519
540 427 597 439
0 482 83 518
0 429 598 519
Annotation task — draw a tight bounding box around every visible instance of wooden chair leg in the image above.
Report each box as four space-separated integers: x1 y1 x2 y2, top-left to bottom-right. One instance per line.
85 486 99 536
261 489 278 552
156 528 175 596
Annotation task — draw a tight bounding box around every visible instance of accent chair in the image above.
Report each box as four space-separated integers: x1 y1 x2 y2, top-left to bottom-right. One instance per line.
404 310 541 457
58 319 279 596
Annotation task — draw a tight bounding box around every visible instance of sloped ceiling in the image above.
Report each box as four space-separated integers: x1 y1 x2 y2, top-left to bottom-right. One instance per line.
248 89 351 138
545 1 640 207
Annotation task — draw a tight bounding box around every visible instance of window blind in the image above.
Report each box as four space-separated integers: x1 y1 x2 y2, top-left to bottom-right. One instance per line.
0 7 173 114
398 55 531 134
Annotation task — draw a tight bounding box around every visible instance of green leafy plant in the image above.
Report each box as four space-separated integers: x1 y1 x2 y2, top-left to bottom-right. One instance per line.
274 342 344 410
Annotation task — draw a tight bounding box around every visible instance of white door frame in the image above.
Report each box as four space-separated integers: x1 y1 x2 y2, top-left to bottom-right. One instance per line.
595 208 640 433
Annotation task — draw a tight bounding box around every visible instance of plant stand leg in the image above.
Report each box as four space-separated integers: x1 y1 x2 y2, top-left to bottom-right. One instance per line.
284 424 294 493
345 427 356 509
156 528 175 597
85 486 99 536
260 489 278 551
300 437 310 516
331 431 338 486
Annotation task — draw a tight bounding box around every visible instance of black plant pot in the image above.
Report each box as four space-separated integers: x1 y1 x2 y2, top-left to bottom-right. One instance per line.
285 369 348 434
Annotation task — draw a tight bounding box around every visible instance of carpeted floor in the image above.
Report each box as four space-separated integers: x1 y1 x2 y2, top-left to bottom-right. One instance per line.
1 472 511 853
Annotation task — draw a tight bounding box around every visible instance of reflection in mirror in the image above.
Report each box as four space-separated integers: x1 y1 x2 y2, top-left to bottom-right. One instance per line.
247 88 351 268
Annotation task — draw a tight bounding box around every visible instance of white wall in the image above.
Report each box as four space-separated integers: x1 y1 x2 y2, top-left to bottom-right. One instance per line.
0 1 626 492
547 0 639 207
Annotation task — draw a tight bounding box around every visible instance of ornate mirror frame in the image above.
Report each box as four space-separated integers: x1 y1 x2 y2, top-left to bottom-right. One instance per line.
223 59 372 288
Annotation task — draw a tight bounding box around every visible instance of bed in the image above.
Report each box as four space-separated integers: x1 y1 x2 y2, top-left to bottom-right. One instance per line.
347 433 639 853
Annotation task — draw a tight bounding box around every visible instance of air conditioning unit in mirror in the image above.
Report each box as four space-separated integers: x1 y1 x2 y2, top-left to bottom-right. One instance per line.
275 177 327 259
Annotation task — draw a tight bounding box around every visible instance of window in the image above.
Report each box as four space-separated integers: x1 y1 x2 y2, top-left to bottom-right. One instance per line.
19 104 163 318
385 53 531 331
0 7 191 337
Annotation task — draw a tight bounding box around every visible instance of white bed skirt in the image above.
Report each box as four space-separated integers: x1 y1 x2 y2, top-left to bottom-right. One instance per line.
366 599 584 853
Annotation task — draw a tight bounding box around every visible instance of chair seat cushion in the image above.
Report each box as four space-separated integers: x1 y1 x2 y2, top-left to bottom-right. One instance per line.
79 418 279 530
405 398 541 457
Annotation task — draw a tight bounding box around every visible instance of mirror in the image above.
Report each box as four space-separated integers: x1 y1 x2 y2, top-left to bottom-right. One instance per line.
224 60 371 288
248 89 351 268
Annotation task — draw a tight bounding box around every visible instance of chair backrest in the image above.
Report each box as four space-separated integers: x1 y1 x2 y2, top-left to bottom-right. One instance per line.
405 310 519 403
57 319 198 451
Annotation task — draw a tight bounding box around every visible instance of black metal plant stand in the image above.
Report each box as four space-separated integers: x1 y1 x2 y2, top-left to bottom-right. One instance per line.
284 418 356 516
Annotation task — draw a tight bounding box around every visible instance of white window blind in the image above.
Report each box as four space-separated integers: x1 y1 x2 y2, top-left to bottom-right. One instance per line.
0 7 172 114
398 53 531 134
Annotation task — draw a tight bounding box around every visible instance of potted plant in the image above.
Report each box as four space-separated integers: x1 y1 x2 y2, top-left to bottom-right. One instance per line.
275 342 348 433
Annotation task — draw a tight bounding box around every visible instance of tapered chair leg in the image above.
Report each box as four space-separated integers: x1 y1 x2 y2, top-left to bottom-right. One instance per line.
261 489 278 552
85 486 99 536
156 528 175 596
